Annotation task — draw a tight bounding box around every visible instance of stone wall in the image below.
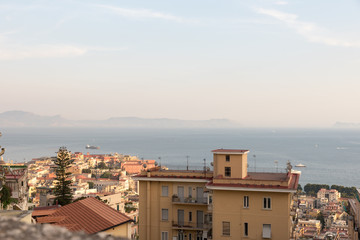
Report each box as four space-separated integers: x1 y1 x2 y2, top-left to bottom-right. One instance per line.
0 217 128 240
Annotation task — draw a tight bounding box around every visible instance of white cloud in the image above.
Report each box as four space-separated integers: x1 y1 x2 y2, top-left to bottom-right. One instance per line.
274 1 288 5
0 44 87 60
256 8 360 48
96 4 184 23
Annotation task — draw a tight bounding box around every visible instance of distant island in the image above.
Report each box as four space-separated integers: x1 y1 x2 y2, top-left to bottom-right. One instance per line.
0 111 241 128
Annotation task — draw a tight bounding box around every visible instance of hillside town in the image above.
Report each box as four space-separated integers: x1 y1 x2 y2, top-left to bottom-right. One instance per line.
0 149 158 239
0 146 359 240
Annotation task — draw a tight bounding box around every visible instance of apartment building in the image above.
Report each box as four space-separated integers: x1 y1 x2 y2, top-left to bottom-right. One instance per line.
135 149 300 240
317 188 341 202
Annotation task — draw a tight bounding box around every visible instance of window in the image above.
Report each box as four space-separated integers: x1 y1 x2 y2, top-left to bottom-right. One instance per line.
244 222 248 237
226 155 230 162
188 186 192 198
189 211 192 222
189 233 192 240
208 195 213 204
161 231 168 240
161 186 168 197
225 167 231 177
222 221 230 236
262 224 271 238
244 196 249 208
263 197 271 209
161 209 168 221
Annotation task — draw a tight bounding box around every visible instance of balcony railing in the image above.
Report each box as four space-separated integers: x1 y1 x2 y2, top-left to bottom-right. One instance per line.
172 221 209 230
172 196 208 205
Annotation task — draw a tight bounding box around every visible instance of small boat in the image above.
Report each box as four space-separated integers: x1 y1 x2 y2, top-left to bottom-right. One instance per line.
86 144 100 149
295 163 306 167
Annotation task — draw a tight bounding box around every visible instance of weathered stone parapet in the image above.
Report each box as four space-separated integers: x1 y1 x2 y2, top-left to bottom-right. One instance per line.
0 217 128 240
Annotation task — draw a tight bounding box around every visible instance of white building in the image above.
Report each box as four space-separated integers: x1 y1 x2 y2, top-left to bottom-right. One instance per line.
317 188 341 202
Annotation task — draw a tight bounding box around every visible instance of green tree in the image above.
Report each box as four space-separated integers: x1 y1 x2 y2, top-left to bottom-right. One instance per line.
316 212 325 230
0 185 12 209
124 201 137 213
54 147 74 206
97 161 107 169
297 184 303 192
82 169 91 173
330 185 357 198
100 171 112 178
304 184 329 196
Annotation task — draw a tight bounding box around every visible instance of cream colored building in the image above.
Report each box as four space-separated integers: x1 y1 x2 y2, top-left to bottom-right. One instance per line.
135 149 300 240
317 188 341 202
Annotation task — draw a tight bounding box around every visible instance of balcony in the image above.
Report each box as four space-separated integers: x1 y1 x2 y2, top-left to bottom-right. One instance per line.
172 196 208 205
172 221 210 230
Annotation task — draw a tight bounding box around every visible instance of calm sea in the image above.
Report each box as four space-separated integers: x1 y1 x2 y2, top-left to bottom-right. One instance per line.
1 128 359 187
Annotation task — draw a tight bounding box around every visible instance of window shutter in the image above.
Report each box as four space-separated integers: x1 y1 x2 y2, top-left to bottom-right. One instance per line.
262 224 271 238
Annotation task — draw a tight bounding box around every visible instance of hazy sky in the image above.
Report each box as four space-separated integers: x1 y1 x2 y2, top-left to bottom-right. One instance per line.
1 0 360 127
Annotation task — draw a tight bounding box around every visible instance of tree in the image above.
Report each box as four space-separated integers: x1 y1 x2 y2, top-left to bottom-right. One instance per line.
316 212 325 230
0 185 12 209
330 185 357 198
124 201 137 213
97 161 107 169
297 184 303 192
304 184 329 196
54 147 74 206
100 171 112 178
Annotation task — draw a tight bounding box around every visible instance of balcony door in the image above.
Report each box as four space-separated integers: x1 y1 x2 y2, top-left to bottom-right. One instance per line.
178 209 184 226
196 187 203 203
196 210 204 228
178 186 184 201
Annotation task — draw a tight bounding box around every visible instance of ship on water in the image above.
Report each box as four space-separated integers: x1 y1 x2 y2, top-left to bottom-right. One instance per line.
86 144 100 149
295 163 306 167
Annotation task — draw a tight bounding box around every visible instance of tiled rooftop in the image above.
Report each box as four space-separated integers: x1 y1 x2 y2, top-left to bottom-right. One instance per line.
211 149 249 153
245 172 289 181
36 197 132 234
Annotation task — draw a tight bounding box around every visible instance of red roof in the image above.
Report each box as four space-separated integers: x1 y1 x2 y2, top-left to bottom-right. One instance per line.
211 149 249 153
207 173 300 191
36 197 132 234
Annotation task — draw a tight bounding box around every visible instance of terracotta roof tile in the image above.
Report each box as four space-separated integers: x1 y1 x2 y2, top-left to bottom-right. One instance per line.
36 197 132 234
32 209 58 217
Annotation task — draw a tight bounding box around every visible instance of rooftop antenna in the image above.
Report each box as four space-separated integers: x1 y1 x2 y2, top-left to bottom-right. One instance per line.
158 157 162 170
253 155 256 172
203 158 206 178
274 160 278 172
186 156 190 171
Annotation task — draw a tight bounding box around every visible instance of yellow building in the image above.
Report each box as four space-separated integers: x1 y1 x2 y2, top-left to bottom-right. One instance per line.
135 149 300 240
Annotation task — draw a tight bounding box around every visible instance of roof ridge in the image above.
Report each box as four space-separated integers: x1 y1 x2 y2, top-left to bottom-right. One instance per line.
79 197 130 224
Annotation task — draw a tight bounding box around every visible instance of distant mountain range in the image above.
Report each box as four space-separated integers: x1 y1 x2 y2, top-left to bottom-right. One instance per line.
334 122 360 128
0 111 241 128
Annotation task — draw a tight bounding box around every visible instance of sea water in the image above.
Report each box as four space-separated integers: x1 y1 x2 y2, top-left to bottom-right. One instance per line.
1 128 359 187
